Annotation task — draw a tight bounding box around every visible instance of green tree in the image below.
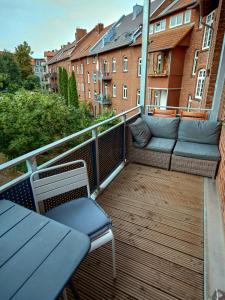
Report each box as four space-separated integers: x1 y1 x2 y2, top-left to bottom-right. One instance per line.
0 51 21 92
68 71 79 108
61 68 68 103
58 67 63 95
22 74 41 90
15 41 33 80
0 90 92 159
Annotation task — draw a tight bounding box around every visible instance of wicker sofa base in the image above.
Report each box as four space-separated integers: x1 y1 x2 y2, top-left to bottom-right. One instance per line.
128 147 171 170
171 154 219 178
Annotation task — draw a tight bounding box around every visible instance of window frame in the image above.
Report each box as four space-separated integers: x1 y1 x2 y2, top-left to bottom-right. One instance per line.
112 57 116 72
122 84 128 99
170 13 183 28
155 19 166 33
80 64 84 75
195 69 206 100
192 49 199 76
87 72 90 84
123 56 128 72
184 10 191 24
138 58 142 77
136 89 140 105
149 24 154 35
202 12 214 50
88 89 91 99
112 83 117 98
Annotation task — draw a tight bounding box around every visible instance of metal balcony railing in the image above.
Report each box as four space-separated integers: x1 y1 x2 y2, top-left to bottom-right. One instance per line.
0 106 141 211
97 94 112 105
102 72 112 80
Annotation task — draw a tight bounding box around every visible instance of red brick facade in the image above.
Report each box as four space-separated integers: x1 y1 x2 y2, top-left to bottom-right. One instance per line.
217 125 225 222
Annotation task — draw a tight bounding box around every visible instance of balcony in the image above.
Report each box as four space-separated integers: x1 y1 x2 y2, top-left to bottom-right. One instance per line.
102 72 112 81
148 70 168 77
50 72 57 80
0 106 224 299
96 94 112 105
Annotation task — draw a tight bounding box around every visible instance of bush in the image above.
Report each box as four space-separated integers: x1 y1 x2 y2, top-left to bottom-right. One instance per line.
0 90 92 159
22 74 41 90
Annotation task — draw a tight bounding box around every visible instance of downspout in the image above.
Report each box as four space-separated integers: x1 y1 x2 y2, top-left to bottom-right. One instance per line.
140 0 151 114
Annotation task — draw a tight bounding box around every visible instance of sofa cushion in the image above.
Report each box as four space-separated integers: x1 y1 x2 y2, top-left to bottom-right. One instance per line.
173 141 221 161
143 116 180 139
178 120 221 145
129 118 151 148
145 137 176 154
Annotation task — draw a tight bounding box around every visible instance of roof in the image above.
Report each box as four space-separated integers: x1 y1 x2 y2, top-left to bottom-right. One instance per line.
156 0 197 19
48 41 77 65
90 0 165 55
70 25 111 61
131 24 194 51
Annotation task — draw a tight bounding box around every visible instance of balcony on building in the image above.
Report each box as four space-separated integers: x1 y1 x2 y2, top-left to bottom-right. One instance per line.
102 72 112 81
50 72 57 80
148 51 169 77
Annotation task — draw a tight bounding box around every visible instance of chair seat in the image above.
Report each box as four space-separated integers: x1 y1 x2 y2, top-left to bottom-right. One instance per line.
174 141 221 161
45 197 112 241
145 137 176 154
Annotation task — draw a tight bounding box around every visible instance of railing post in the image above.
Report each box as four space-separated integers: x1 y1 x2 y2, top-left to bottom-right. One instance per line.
92 128 100 191
121 114 126 163
26 157 37 173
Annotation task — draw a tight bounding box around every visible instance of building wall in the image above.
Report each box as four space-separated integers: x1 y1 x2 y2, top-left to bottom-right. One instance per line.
217 125 225 223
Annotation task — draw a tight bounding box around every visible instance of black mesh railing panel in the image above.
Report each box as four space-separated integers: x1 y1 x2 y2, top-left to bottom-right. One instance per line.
98 124 124 184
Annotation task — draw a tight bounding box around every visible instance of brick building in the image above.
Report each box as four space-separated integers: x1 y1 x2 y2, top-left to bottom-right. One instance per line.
48 0 220 115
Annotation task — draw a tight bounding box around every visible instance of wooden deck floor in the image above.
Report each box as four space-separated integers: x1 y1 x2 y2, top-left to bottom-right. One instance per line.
73 163 204 300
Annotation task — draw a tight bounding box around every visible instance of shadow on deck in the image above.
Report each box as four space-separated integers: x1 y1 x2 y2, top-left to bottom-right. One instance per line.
72 163 204 300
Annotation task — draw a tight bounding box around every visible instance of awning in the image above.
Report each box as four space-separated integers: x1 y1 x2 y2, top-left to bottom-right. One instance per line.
148 24 194 53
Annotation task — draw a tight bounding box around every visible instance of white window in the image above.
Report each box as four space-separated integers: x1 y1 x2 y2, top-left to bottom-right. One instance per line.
93 72 97 83
137 89 141 105
76 65 79 74
72 65 75 71
112 84 117 97
88 89 91 99
170 13 183 28
86 57 89 64
81 83 84 92
184 10 191 24
104 83 108 96
123 56 128 72
149 24 154 35
93 56 96 64
138 58 142 77
87 72 90 83
80 64 84 74
157 54 163 74
123 84 128 99
192 50 199 75
199 16 203 29
155 20 166 33
195 69 206 99
103 60 108 73
202 12 214 50
112 57 116 72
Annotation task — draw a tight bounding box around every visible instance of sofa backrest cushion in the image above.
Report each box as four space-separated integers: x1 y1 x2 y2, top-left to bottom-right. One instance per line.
143 116 180 139
129 118 151 148
178 120 221 145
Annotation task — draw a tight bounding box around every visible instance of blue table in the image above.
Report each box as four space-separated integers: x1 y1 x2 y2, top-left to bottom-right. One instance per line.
0 200 91 300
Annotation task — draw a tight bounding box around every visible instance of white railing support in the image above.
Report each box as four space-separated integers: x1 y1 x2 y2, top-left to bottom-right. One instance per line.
92 128 100 191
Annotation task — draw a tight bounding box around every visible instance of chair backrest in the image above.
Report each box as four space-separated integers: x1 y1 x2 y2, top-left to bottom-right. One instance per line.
180 111 208 120
153 109 177 118
30 160 90 213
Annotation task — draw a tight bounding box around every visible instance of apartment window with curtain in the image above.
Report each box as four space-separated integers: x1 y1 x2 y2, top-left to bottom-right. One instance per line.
137 89 140 105
112 84 117 97
195 69 206 99
192 50 199 75
123 84 128 99
184 10 191 24
104 83 108 96
155 20 166 33
170 13 183 28
112 58 116 72
87 72 90 83
93 56 96 64
72 65 75 71
138 58 142 77
202 12 214 50
76 65 79 74
123 56 128 72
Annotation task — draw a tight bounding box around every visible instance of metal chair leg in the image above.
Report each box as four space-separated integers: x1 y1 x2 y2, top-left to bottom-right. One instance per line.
112 236 116 279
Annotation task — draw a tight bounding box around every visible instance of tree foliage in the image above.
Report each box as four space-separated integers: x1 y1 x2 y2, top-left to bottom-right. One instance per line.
0 90 92 159
68 71 78 108
22 74 41 90
15 41 33 80
0 51 22 92
58 67 63 95
61 68 68 104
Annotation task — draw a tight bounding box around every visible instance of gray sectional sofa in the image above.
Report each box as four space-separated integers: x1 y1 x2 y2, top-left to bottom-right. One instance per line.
127 116 221 178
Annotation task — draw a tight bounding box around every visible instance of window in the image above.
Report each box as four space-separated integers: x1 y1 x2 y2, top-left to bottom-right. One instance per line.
202 12 214 49
149 24 154 35
138 58 142 77
77 83 80 91
123 56 128 72
137 89 140 105
103 60 108 73
104 83 108 96
81 83 84 92
86 57 89 65
94 90 97 100
68 65 71 72
157 54 163 74
154 90 161 106
87 72 90 83
192 50 199 75
112 57 116 72
155 20 166 33
199 16 203 29
123 84 128 99
195 69 206 99
88 90 91 99
93 72 97 83
72 65 75 71
184 10 191 24
170 13 183 28
76 65 79 74
112 84 117 97
93 56 96 64
80 64 84 74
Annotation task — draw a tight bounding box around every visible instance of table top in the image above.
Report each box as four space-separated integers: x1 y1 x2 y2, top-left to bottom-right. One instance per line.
0 200 91 300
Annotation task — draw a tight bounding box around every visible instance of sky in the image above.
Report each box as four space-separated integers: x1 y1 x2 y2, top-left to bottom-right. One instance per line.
0 0 143 58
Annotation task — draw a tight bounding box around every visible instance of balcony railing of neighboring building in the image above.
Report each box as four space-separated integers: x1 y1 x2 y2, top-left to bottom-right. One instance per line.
101 72 112 81
50 72 57 80
97 94 112 105
0 106 141 210
148 51 169 77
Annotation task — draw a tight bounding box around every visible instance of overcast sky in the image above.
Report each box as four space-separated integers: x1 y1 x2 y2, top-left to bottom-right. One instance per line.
0 0 143 58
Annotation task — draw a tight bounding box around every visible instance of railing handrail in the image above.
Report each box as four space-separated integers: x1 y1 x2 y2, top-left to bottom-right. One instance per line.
0 105 141 172
146 104 212 112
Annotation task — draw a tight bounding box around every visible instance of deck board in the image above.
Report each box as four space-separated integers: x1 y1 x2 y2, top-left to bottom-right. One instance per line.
73 163 204 299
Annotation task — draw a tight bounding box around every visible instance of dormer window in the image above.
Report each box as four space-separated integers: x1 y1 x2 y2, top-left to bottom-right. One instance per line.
170 13 183 28
155 20 166 33
184 10 191 24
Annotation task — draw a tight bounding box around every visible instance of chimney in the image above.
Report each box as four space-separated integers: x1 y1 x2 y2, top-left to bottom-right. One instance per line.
132 4 143 20
75 28 87 42
95 23 104 34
